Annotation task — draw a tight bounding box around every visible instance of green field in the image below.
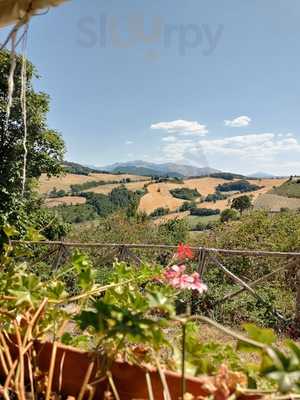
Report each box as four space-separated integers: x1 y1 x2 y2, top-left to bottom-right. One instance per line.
187 214 220 230
271 179 300 198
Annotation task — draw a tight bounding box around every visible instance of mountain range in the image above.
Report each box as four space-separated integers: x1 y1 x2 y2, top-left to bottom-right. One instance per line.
248 171 276 178
80 160 279 179
97 160 220 178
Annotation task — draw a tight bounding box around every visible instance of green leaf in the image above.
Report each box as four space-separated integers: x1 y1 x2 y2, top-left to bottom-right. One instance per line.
243 323 277 345
61 332 72 345
24 227 45 242
3 224 19 238
287 341 300 364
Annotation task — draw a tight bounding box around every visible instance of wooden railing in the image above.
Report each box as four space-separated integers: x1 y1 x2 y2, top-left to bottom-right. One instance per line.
11 240 300 323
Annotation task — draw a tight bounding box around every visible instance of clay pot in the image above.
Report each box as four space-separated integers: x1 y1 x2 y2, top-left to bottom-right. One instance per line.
2 340 263 400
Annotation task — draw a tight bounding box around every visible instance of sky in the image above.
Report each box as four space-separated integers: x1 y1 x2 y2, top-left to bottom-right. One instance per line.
1 0 300 175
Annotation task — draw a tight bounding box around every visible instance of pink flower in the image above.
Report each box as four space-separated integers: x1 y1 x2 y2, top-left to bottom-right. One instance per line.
189 272 208 293
163 266 207 293
163 265 186 288
164 264 186 280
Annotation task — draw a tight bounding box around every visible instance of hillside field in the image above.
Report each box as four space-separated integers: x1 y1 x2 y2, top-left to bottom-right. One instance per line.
139 177 285 215
271 178 300 198
85 180 151 195
254 193 300 211
45 196 86 207
39 172 287 220
39 172 149 193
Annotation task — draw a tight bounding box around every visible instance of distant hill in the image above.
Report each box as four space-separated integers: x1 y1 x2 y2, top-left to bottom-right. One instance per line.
110 165 184 178
209 172 247 180
63 161 93 175
248 171 276 178
102 160 220 178
64 161 110 176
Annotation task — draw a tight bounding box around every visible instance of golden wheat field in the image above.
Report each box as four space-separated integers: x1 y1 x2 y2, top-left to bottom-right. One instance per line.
39 173 149 193
138 178 229 214
40 172 286 217
44 196 86 207
86 180 151 195
138 182 186 214
140 177 286 219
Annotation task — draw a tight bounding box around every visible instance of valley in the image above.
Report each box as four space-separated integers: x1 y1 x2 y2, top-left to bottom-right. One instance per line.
38 162 289 231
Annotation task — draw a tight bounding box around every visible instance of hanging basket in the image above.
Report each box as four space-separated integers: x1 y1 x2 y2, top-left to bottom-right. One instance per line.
0 0 68 28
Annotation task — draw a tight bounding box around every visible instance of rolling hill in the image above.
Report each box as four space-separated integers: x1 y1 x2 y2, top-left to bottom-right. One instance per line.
101 160 220 177
248 171 276 178
38 161 291 219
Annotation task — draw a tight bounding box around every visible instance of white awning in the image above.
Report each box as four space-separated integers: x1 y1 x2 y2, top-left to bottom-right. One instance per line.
0 0 67 28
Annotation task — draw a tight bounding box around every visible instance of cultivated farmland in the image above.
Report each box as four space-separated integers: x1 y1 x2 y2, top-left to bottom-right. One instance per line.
86 180 151 195
45 196 86 207
139 177 285 215
39 172 149 194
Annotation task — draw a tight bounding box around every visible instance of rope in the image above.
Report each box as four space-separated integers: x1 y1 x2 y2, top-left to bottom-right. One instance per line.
20 25 29 197
3 31 17 137
0 21 24 52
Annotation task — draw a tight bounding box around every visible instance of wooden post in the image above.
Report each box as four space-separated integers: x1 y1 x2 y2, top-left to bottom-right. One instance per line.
117 245 128 262
295 268 300 324
53 244 65 271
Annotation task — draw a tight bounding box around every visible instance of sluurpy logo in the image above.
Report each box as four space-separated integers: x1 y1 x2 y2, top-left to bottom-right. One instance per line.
77 14 224 60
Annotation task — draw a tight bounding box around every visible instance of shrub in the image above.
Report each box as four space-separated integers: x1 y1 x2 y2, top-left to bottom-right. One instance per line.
70 179 119 193
216 180 261 193
170 188 201 200
205 192 227 202
50 204 99 224
49 188 67 198
30 208 70 240
193 221 220 231
83 192 116 217
68 211 188 245
81 187 140 218
179 201 197 212
150 207 170 217
190 208 220 216
158 218 189 244
220 208 239 223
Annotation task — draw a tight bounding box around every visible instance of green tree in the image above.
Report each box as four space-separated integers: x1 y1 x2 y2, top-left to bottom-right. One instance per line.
220 208 239 223
0 50 65 224
231 195 252 214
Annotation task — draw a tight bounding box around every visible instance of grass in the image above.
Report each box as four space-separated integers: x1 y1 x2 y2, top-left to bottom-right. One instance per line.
271 179 300 198
187 214 220 230
254 193 300 211
189 230 206 241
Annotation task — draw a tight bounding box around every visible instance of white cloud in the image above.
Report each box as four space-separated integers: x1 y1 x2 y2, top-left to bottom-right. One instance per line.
199 133 300 160
151 119 208 136
162 138 209 166
160 132 300 173
162 136 176 142
125 140 133 145
224 115 251 127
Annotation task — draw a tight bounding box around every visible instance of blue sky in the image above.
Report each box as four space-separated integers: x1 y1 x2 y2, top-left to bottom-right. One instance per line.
2 0 300 175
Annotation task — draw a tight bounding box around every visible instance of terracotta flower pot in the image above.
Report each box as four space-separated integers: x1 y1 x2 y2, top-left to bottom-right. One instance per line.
35 341 207 399
2 340 263 400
